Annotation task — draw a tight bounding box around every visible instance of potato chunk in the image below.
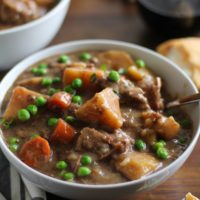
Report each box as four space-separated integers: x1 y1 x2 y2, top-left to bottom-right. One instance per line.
128 66 144 81
115 152 161 180
63 68 104 89
19 77 43 90
3 86 48 120
142 111 180 140
76 88 123 130
156 116 180 140
98 50 134 69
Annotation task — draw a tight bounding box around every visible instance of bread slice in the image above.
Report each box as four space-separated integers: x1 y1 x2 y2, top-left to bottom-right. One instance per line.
185 192 199 200
157 37 200 89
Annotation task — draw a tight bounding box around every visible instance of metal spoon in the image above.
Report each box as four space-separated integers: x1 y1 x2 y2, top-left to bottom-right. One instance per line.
166 93 200 109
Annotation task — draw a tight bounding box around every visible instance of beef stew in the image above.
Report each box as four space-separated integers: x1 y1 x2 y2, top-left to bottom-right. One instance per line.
0 50 192 184
0 0 58 30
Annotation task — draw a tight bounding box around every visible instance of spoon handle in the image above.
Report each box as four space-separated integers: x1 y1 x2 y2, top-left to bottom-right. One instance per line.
166 93 200 108
179 93 200 103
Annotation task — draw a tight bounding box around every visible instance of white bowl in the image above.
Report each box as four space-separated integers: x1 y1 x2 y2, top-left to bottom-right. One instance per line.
0 40 199 200
0 0 71 70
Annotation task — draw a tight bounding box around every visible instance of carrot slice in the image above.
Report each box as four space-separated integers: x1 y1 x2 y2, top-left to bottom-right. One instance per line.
51 119 75 144
19 136 51 168
48 92 71 110
63 68 104 89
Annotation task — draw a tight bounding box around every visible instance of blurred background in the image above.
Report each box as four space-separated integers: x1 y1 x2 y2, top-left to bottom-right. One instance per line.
51 0 200 49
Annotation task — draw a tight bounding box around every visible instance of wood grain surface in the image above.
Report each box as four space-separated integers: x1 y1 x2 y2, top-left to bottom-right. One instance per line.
1 0 200 199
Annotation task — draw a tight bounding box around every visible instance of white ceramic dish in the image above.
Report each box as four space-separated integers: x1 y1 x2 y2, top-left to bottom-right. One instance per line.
0 40 199 200
0 0 71 70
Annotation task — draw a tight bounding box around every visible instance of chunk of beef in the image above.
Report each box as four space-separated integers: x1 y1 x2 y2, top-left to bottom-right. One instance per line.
0 0 41 25
119 79 150 110
99 78 150 110
76 128 133 159
137 75 164 110
146 77 164 110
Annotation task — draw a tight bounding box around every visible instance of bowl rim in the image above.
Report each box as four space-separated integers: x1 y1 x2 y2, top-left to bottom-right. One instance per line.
0 39 199 189
0 0 70 35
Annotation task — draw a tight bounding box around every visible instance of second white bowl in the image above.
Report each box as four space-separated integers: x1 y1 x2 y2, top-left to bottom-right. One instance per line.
0 0 71 70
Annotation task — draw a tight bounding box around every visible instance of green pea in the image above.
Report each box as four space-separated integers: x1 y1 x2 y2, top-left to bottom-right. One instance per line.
179 119 190 129
65 116 76 123
48 118 58 126
30 133 40 139
48 88 60 96
101 64 107 71
35 96 47 106
58 55 69 63
153 140 166 151
38 63 48 69
156 147 169 159
135 139 146 151
159 140 166 146
36 68 48 76
108 70 120 82
77 166 91 177
53 76 61 84
41 77 53 86
72 78 83 89
64 85 76 95
56 161 68 170
9 143 19 152
72 95 82 104
27 104 38 116
79 52 92 61
81 155 92 165
118 68 127 75
136 59 146 68
63 172 75 181
18 109 30 122
31 67 38 74
8 137 19 145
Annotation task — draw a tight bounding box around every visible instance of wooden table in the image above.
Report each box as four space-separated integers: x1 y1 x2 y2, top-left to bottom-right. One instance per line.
1 0 200 199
